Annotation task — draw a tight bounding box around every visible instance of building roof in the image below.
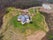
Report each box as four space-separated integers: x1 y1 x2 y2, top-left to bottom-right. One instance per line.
18 15 29 22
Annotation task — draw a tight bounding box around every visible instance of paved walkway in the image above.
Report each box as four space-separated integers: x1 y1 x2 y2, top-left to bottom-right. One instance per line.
39 8 53 40
39 7 53 14
39 8 53 32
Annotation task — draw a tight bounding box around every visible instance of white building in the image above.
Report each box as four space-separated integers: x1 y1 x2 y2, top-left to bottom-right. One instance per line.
42 3 52 10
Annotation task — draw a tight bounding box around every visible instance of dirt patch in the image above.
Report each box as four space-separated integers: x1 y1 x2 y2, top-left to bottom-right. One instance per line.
26 31 46 40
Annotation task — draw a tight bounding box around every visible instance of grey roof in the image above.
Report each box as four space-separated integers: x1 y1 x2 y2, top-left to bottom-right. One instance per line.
18 15 29 22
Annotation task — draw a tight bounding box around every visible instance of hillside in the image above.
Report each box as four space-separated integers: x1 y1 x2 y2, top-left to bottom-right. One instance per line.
0 7 49 40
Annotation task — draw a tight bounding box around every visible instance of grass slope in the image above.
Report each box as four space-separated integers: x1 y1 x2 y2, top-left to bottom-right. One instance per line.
2 7 48 37
8 7 46 34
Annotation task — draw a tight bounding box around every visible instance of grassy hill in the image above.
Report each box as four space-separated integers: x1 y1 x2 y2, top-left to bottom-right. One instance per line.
0 7 49 40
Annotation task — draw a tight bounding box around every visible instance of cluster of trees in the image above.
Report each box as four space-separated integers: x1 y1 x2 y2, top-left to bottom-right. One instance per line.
0 0 42 9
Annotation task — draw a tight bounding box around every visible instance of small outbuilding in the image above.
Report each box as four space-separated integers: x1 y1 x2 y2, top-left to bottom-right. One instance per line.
42 3 52 10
